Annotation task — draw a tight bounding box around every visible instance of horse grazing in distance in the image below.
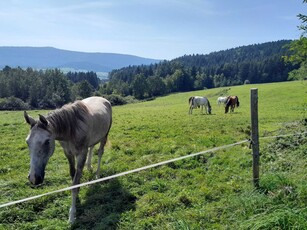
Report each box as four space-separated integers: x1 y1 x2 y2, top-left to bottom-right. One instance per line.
189 96 212 115
225 96 240 113
217 96 228 106
24 96 112 223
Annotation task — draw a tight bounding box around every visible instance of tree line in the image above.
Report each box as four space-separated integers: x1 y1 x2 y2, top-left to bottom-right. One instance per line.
283 0 307 82
101 40 298 99
0 67 101 110
0 40 302 110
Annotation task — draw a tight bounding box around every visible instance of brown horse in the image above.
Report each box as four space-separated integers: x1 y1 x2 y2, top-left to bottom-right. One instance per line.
225 96 240 113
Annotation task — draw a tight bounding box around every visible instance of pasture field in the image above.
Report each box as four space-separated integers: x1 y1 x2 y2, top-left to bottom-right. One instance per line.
0 81 306 229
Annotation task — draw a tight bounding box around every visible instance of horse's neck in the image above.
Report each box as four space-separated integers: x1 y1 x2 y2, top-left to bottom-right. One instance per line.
48 117 88 145
48 124 67 141
46 114 70 141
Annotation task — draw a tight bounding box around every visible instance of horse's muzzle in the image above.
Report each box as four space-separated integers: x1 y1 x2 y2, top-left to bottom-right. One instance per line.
28 173 44 185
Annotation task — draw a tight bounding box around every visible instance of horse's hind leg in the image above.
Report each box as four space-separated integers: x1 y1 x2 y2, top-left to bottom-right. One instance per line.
189 106 193 114
86 146 94 171
96 137 107 178
231 105 235 113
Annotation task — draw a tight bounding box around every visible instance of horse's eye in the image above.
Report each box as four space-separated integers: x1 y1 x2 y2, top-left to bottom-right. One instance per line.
44 140 50 146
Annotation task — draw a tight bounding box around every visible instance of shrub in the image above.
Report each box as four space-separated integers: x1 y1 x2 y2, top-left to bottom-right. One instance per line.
103 94 128 106
102 94 140 106
0 97 30 110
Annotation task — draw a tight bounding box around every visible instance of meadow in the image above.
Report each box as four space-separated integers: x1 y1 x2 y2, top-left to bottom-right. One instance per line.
0 81 306 229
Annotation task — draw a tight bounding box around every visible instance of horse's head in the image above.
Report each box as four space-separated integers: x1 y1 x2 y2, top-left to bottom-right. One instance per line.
207 100 212 114
225 97 231 113
208 106 212 114
24 112 55 186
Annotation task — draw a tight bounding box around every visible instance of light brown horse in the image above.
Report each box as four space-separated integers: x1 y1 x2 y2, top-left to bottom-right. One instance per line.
24 96 112 223
225 96 240 113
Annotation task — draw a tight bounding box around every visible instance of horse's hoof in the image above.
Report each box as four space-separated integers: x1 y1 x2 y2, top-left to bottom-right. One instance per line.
69 207 76 224
87 165 93 172
68 219 75 224
68 217 76 224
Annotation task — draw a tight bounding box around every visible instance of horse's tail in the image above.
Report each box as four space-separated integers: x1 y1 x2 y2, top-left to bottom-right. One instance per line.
189 96 194 105
189 97 194 114
236 96 240 107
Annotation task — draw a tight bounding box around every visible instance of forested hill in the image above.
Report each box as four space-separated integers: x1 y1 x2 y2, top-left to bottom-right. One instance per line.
174 40 291 68
104 40 297 99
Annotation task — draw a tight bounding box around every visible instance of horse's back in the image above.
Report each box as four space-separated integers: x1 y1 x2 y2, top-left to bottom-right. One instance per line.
82 97 112 145
192 96 210 107
195 96 208 104
82 96 112 121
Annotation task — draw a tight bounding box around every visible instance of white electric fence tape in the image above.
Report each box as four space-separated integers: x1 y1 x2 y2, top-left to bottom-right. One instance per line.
0 131 306 209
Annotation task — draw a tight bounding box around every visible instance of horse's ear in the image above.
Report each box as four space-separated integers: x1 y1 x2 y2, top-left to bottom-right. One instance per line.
24 111 36 127
39 114 48 127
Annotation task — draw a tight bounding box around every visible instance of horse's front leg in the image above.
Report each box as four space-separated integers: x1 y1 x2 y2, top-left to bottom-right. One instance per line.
69 149 87 223
62 147 76 180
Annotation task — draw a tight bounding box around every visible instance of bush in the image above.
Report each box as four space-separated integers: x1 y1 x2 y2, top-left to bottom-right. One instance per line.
103 94 128 106
0 97 30 110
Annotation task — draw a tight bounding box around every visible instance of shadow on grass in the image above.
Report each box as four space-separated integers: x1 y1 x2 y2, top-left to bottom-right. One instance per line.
72 179 136 230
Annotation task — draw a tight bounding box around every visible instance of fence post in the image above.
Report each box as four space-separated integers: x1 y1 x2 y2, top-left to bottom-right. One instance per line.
250 88 260 188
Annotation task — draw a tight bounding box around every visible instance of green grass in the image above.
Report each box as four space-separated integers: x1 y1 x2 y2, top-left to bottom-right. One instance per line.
0 81 306 229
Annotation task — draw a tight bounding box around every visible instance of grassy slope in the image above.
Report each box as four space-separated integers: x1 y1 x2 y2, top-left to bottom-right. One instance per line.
0 81 306 229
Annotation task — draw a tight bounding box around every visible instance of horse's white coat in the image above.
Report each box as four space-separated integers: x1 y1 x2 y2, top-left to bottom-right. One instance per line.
189 96 212 114
217 96 228 106
24 96 112 223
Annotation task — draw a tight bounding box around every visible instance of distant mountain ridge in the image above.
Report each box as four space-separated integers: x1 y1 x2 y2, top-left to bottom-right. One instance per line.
0 46 161 73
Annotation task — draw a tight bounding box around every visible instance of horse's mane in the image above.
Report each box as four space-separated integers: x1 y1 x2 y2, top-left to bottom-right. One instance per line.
45 101 89 141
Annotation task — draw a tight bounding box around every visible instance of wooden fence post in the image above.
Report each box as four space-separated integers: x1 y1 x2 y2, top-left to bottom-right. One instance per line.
250 88 260 188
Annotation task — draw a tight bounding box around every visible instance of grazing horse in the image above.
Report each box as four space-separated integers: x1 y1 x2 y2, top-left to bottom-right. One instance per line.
217 96 228 106
189 96 212 115
24 96 112 223
225 96 240 113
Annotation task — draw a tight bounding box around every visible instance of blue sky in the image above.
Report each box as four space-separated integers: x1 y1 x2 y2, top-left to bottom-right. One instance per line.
0 0 305 60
